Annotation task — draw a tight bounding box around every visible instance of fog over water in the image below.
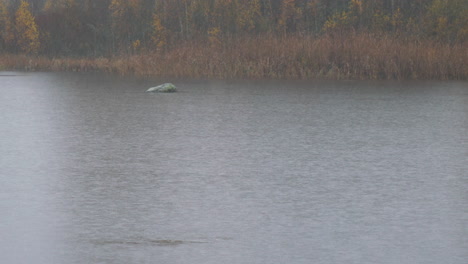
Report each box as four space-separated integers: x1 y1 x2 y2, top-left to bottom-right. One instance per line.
1 72 467 264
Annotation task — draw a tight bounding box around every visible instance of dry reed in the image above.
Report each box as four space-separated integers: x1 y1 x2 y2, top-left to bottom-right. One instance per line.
1 34 466 80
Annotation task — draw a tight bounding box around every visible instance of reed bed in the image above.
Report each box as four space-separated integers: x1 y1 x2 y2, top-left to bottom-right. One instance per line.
1 34 466 80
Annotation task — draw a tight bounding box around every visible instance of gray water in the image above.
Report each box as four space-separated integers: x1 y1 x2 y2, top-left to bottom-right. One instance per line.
0 72 467 264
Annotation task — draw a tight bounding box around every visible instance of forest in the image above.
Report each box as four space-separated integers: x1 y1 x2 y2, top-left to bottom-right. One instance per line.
0 0 467 79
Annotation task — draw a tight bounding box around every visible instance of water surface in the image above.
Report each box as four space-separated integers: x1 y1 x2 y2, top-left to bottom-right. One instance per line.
1 72 467 264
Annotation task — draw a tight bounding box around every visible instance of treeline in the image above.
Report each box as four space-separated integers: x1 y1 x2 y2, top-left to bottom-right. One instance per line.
0 0 467 56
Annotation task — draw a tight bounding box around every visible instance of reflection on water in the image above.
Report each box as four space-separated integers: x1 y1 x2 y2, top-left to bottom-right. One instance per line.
0 72 467 264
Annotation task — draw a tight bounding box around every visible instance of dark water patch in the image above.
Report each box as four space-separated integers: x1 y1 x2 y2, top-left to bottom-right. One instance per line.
93 239 208 247
0 74 25 77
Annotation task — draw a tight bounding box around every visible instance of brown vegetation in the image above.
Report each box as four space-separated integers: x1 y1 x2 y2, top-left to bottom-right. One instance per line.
1 33 466 80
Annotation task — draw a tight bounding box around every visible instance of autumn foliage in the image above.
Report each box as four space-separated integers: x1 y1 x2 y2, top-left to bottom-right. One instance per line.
14 1 40 54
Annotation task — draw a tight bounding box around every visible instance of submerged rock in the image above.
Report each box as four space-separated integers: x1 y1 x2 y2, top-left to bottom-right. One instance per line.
146 83 177 93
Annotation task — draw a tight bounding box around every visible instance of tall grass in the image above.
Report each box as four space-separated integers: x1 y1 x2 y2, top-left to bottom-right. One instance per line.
1 33 466 80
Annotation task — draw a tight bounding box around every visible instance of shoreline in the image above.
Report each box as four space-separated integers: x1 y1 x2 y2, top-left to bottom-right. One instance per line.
1 34 466 81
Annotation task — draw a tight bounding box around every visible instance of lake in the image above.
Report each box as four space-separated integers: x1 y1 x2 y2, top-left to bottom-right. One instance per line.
0 72 467 264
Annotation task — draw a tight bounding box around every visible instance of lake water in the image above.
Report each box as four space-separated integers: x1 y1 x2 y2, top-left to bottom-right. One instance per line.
0 72 467 264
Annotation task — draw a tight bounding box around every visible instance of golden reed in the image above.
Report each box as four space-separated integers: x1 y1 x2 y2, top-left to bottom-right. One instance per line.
1 33 466 80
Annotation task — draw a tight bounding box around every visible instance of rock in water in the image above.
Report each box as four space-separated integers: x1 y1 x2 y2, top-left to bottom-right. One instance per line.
146 83 176 93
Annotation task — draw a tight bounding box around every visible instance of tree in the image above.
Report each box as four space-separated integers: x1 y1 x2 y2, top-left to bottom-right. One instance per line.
0 0 14 51
151 13 166 50
38 0 90 55
236 0 261 33
187 0 211 35
43 0 76 12
304 0 322 34
425 0 468 42
278 0 302 34
15 0 40 54
109 0 143 52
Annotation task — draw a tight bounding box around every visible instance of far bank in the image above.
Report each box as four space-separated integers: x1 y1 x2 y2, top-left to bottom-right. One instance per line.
1 34 466 80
